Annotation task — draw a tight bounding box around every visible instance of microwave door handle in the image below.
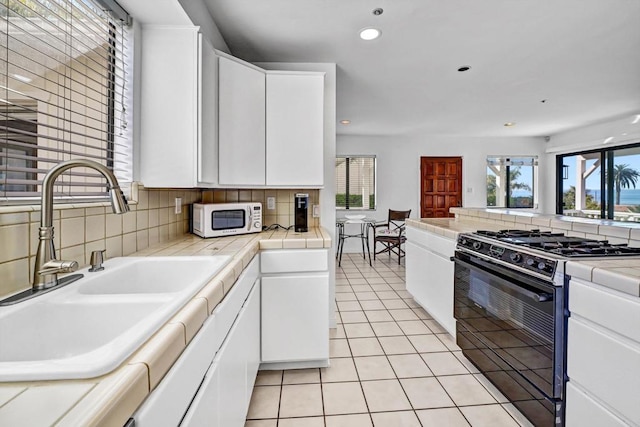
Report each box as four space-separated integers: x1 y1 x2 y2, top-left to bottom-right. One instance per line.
247 207 251 231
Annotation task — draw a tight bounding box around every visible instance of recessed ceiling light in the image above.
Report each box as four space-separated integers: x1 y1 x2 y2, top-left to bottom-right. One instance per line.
457 66 471 72
504 122 516 127
340 120 351 125
359 28 381 41
372 8 383 15
632 114 640 124
541 99 548 103
12 74 31 83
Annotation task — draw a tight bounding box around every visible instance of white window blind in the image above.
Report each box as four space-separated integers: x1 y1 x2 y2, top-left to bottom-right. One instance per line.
0 0 131 203
336 156 376 210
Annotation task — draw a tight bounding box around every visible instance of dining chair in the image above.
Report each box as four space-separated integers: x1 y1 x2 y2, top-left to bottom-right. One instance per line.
373 209 411 264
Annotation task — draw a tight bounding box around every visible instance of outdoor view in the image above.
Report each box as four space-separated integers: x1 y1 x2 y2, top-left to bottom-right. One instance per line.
335 156 376 210
486 156 536 208
561 145 640 220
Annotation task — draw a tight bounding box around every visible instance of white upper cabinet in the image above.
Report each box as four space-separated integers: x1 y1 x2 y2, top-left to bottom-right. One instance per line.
218 56 266 186
265 72 324 186
139 26 217 188
217 59 325 188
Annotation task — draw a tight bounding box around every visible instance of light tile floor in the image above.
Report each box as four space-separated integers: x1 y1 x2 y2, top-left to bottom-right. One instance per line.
245 254 534 427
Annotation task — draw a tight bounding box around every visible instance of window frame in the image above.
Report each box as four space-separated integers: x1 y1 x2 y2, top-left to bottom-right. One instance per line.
335 155 377 211
486 156 538 209
556 141 640 220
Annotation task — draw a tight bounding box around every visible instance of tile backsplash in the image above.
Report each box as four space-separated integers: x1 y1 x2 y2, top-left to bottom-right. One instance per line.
0 187 201 300
0 187 322 300
201 189 320 229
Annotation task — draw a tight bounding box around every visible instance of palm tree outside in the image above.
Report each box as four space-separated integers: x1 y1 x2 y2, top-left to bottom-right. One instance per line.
613 164 640 206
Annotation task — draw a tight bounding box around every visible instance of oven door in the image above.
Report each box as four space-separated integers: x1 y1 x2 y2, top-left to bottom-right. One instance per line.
453 251 565 426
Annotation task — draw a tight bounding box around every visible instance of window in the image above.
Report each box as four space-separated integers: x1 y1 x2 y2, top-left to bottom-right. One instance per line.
336 156 376 210
486 156 538 208
0 0 131 203
557 142 640 221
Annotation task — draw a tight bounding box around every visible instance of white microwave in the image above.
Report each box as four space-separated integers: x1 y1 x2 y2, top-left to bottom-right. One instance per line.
192 202 262 238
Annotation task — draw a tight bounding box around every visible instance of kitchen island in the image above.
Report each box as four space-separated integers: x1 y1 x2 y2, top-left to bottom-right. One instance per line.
0 227 331 427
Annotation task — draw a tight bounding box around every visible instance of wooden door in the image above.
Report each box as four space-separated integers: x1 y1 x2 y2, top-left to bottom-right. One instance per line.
420 157 462 218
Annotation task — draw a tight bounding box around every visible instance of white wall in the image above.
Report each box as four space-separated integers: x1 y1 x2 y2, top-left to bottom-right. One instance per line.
337 134 546 252
541 113 640 213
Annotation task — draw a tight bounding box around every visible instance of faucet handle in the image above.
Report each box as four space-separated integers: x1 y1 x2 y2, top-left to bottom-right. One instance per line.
38 260 79 275
89 250 106 272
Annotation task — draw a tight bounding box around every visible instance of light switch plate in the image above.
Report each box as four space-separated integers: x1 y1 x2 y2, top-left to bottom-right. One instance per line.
267 197 276 210
175 198 182 214
313 204 320 217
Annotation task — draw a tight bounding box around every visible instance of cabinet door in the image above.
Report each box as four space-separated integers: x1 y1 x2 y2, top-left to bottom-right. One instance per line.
262 273 329 362
217 281 261 427
243 279 261 404
565 382 628 427
405 237 456 336
198 34 218 186
179 357 221 427
405 241 429 306
218 57 266 186
266 73 324 186
140 26 199 187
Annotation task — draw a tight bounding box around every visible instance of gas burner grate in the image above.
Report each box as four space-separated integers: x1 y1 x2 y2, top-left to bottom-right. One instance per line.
472 229 640 257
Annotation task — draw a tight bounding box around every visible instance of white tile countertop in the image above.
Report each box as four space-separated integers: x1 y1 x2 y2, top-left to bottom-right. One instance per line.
0 227 331 427
566 259 640 297
405 217 507 239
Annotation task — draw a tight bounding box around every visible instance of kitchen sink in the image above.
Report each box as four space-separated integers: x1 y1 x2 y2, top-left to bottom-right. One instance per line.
76 257 230 295
0 256 231 382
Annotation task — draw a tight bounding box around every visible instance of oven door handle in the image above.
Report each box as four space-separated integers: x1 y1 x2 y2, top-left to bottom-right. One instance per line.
453 256 554 303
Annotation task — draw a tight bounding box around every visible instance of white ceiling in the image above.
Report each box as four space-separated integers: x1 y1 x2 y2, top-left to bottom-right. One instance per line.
202 0 640 138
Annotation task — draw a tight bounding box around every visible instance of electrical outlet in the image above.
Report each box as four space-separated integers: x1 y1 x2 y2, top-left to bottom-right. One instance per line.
267 197 276 210
175 197 182 214
313 204 320 217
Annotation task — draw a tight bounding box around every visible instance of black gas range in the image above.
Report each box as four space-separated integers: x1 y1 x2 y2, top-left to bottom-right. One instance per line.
452 229 640 427
456 229 640 285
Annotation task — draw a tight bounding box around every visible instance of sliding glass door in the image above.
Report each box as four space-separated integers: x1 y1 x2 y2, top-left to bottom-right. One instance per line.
557 143 640 221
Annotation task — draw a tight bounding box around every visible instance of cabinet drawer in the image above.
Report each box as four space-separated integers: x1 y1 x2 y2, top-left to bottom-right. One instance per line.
261 249 328 273
569 278 640 343
406 226 429 247
566 382 628 427
567 317 640 425
212 258 259 351
405 226 455 258
134 315 218 427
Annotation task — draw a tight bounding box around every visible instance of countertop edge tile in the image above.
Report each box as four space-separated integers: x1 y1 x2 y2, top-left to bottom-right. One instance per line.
57 364 149 427
128 323 185 391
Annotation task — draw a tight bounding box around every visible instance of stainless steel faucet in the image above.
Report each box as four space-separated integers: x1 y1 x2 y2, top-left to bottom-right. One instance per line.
33 159 129 290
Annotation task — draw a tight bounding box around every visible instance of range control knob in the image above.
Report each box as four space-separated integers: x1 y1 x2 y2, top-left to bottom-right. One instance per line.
526 258 535 266
472 241 482 250
460 238 468 246
509 253 522 262
254 221 261 229
537 262 547 270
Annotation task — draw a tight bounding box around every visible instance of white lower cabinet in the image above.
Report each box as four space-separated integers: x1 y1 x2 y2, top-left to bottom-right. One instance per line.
566 277 640 426
133 246 331 425
261 249 329 365
405 226 456 335
262 274 329 362
133 258 260 427
181 279 260 427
